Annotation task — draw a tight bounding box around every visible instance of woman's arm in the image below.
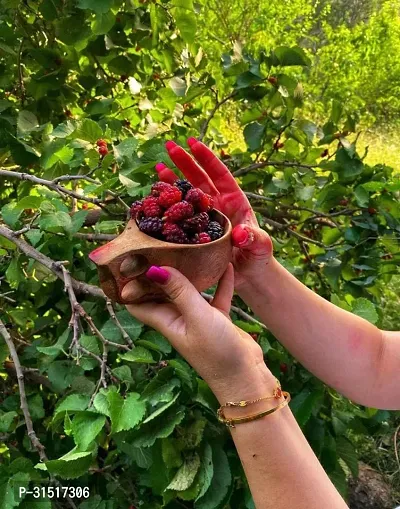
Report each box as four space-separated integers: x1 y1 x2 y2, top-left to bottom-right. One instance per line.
237 256 400 410
161 139 400 410
124 265 348 509
213 370 347 509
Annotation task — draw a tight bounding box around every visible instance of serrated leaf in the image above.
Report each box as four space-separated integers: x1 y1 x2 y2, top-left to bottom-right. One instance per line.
141 371 180 405
336 436 358 478
244 122 264 152
169 77 186 97
92 11 115 35
0 411 17 432
120 346 155 364
143 392 180 423
167 453 201 491
54 394 90 417
195 443 213 501
101 310 142 343
45 449 92 479
1 203 23 228
39 211 72 234
168 359 196 390
195 446 231 509
71 412 106 450
351 298 378 324
162 438 183 469
107 391 146 433
127 446 153 469
74 119 103 143
130 407 185 448
18 111 39 135
77 0 112 14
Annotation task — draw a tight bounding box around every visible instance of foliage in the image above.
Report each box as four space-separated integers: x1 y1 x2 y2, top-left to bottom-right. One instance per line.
0 1 399 508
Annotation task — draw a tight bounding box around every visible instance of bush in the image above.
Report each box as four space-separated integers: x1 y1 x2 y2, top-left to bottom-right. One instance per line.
0 1 399 508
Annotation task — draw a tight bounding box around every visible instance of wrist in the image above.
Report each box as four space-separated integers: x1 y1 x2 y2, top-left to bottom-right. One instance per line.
235 256 279 303
209 362 277 404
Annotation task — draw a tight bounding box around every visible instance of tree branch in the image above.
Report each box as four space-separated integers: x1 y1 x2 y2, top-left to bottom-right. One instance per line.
0 225 105 299
0 319 48 461
0 169 103 205
233 160 317 177
201 293 267 330
198 91 237 141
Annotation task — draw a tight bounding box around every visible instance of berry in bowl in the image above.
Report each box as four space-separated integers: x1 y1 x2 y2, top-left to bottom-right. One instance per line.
89 180 232 304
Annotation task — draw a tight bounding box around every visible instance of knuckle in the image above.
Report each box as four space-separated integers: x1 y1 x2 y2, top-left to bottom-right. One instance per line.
166 280 187 302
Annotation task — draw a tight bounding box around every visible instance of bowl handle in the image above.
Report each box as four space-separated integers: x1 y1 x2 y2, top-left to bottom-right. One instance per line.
89 221 152 303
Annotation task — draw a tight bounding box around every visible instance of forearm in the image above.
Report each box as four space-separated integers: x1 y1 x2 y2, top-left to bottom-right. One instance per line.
238 257 395 408
212 369 347 509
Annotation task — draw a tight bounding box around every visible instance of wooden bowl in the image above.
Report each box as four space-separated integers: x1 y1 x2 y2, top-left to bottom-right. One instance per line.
89 210 232 304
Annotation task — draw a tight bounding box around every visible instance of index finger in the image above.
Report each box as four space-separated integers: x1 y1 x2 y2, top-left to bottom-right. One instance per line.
187 138 243 194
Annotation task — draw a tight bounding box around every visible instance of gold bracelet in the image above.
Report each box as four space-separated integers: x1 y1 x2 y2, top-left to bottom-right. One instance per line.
218 378 283 410
217 391 291 428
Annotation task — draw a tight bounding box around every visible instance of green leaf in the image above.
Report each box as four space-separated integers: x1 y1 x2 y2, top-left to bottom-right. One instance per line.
71 412 106 450
271 46 311 67
167 453 201 491
54 394 90 417
351 298 378 324
169 77 187 97
162 438 183 469
195 446 231 509
74 119 103 143
141 368 180 405
114 138 139 164
0 472 30 509
290 388 324 427
101 310 142 343
244 122 264 152
119 346 155 364
45 449 93 479
71 209 89 234
168 359 196 391
17 111 39 135
141 331 172 354
142 393 180 423
92 11 115 35
195 443 214 501
77 0 112 14
336 437 358 478
1 203 22 228
107 392 146 433
130 407 185 448
0 411 17 432
39 211 72 234
128 446 154 469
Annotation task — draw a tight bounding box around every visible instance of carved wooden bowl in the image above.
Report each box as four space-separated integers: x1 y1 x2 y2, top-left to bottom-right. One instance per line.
89 210 232 304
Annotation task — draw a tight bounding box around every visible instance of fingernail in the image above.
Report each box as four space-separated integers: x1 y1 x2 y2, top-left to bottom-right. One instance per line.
165 140 177 150
146 266 170 285
155 162 166 171
187 137 197 148
232 226 250 247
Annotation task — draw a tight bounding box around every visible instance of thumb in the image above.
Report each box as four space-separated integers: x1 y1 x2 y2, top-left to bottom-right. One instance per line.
232 224 273 261
145 265 207 320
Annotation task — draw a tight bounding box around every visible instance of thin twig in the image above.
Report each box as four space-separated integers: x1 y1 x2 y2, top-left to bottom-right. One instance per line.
0 320 47 461
198 91 237 141
0 169 103 205
74 233 117 242
234 160 317 177
201 293 267 330
106 300 134 347
17 38 26 105
0 224 105 299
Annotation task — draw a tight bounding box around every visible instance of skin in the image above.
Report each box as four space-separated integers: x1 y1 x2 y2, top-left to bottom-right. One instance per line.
151 138 400 410
124 265 348 509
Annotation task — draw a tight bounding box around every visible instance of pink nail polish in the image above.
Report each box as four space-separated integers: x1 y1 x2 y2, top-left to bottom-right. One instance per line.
155 162 166 171
165 140 177 150
146 266 170 285
187 137 197 148
232 226 249 247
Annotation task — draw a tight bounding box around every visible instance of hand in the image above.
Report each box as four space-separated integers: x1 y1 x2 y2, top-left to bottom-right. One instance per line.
123 264 273 402
157 139 273 291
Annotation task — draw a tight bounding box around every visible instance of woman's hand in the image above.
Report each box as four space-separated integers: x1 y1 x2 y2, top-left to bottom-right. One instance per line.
156 138 273 291
123 264 274 402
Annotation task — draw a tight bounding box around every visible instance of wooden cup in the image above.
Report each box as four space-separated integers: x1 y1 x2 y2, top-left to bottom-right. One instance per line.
89 210 232 304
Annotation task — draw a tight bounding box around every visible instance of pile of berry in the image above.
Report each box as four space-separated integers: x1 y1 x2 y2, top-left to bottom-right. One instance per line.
130 180 224 244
